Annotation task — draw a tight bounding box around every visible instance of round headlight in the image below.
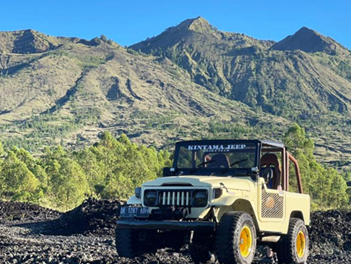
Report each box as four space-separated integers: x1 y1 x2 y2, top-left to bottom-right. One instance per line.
193 191 208 206
144 190 157 206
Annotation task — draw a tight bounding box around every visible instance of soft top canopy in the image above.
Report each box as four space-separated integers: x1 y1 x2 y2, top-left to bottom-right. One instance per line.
260 140 285 149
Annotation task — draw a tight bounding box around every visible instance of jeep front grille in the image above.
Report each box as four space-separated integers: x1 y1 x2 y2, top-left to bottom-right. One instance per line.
159 191 192 206
143 189 208 207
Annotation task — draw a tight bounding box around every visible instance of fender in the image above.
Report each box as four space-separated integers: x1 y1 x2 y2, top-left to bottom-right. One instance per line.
127 195 142 205
210 195 242 206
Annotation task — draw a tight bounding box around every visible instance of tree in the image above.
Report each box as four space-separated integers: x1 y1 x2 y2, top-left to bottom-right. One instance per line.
42 146 89 210
74 148 104 195
284 124 348 209
0 151 40 202
100 34 108 42
284 123 314 158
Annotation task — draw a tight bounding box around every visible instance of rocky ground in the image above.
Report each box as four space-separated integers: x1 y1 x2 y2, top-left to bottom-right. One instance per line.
0 198 350 263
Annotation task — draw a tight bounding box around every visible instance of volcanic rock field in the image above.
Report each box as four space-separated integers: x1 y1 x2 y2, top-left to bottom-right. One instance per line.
0 198 350 263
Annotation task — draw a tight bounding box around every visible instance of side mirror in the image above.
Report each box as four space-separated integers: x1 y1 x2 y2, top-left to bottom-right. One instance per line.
251 166 259 173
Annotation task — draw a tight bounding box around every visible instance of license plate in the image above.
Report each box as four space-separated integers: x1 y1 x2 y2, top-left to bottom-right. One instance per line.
120 206 149 218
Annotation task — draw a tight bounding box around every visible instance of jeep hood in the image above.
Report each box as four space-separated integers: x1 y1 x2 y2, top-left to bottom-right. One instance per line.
142 176 254 191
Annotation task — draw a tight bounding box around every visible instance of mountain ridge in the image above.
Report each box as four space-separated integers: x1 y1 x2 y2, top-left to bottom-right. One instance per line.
1 19 351 169
0 29 61 54
271 26 349 55
131 19 351 117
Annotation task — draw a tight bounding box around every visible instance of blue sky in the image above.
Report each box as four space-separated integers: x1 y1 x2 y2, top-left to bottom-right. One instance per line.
2 0 351 49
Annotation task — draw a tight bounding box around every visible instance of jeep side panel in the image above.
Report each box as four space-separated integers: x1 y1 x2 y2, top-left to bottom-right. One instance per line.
257 183 310 234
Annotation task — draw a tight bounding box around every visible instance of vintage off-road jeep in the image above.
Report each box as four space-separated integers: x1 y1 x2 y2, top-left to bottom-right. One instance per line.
116 140 310 264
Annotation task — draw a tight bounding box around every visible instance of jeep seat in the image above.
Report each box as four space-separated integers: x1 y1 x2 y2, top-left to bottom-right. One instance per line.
260 154 281 189
260 167 274 188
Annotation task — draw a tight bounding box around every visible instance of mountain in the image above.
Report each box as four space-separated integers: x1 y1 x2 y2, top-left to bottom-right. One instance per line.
131 17 351 117
1 20 351 169
271 27 348 55
0 30 287 151
0 29 60 54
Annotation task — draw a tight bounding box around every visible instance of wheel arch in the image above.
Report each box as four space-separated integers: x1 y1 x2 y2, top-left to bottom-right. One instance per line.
217 198 260 232
290 210 305 222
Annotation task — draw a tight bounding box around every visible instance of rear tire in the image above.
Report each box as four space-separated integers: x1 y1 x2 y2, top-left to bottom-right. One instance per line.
215 211 256 264
275 218 309 264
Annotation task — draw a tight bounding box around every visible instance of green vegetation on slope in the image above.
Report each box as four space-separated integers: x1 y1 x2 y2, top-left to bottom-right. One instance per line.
0 126 349 211
284 124 348 209
0 133 171 211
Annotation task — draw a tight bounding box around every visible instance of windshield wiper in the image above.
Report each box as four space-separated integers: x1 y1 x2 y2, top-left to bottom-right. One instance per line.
230 158 248 167
221 158 249 174
189 159 216 174
197 159 216 167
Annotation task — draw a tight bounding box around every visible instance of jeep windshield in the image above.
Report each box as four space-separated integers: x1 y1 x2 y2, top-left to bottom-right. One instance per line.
173 140 259 176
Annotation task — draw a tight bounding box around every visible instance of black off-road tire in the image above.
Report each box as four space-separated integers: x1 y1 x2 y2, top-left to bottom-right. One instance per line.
215 211 257 264
164 230 189 251
190 232 212 264
275 218 309 264
115 228 139 258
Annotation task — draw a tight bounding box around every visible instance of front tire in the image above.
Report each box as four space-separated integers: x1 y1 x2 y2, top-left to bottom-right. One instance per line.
116 228 159 258
115 228 137 258
275 218 309 264
215 211 257 264
190 231 213 264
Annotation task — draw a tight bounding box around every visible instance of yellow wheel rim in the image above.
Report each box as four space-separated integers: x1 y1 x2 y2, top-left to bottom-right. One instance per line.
239 226 252 258
296 230 306 258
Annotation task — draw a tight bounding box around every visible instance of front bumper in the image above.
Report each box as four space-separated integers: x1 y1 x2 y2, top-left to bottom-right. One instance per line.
116 219 216 232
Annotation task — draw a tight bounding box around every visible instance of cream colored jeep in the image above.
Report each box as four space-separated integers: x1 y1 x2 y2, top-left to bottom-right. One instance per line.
116 140 310 264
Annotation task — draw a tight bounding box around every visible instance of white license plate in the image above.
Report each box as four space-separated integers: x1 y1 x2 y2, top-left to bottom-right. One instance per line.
120 206 149 218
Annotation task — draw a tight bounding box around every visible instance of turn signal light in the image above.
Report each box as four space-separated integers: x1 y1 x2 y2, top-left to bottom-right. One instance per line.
135 187 141 198
213 188 223 199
